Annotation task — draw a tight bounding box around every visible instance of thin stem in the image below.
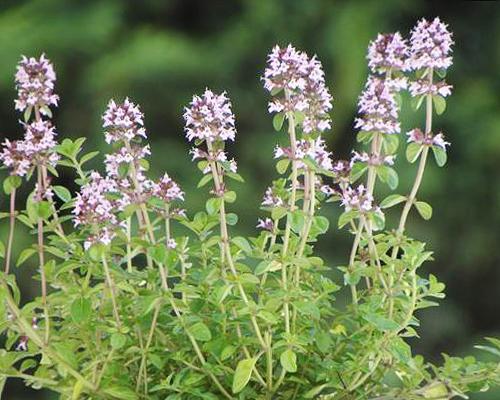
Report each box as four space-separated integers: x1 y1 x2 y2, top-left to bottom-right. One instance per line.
36 166 50 344
4 188 16 274
100 255 121 328
126 217 133 273
136 304 160 392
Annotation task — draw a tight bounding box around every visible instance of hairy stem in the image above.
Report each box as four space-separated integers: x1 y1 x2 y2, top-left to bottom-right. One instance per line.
100 255 121 328
4 188 16 274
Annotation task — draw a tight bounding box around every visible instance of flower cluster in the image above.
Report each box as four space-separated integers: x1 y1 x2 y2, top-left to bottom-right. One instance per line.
263 44 333 133
1 56 60 176
350 151 395 167
154 173 185 203
14 54 59 115
184 89 236 142
73 172 120 249
408 80 452 98
190 148 237 175
256 217 274 231
340 184 375 212
355 76 400 135
408 17 453 71
407 128 450 149
274 137 333 171
261 186 285 208
367 32 409 74
103 98 147 144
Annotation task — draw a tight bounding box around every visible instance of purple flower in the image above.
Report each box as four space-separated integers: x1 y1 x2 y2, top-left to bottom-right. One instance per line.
408 17 453 71
263 44 333 133
190 148 237 175
103 98 147 144
257 218 274 231
274 138 333 171
14 54 58 115
183 89 236 142
15 336 29 352
341 184 374 212
406 128 450 149
0 139 31 176
355 76 400 135
261 186 285 208
409 80 453 98
350 151 395 167
367 33 409 73
154 173 184 203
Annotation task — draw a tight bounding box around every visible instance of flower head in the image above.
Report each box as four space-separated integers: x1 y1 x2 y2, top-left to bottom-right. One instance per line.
367 33 409 73
257 218 274 231
355 76 400 135
406 128 450 149
261 186 285 208
154 173 184 203
103 98 147 144
274 138 333 171
0 139 31 176
350 151 395 167
408 17 453 70
14 54 58 114
341 184 374 212
183 89 236 142
263 44 332 133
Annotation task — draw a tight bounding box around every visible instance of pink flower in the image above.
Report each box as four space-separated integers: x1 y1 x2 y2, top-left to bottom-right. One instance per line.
183 89 236 142
355 76 400 135
103 98 147 144
0 139 31 176
263 44 333 133
14 54 59 114
409 80 453 97
257 218 274 231
154 173 184 203
274 138 333 171
406 128 450 149
367 32 409 73
408 17 453 71
261 186 284 208
341 184 374 212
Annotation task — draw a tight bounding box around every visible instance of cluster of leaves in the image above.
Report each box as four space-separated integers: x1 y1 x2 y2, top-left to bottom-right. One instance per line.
1 67 499 400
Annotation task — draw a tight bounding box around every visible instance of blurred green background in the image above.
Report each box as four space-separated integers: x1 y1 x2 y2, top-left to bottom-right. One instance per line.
0 0 499 398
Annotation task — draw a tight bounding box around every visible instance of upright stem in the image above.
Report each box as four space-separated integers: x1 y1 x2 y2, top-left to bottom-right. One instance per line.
101 255 121 328
4 188 16 274
36 167 50 344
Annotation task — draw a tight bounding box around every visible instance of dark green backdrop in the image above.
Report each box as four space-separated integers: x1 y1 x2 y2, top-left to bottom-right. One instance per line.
0 0 499 398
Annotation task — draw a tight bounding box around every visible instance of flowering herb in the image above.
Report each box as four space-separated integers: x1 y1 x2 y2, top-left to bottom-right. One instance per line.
1 19 499 400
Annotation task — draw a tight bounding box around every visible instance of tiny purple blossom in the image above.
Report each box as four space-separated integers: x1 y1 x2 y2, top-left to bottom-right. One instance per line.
367 32 409 73
183 89 236 142
261 186 284 208
14 54 59 114
274 138 333 171
257 218 274 231
0 139 31 176
406 128 450 149
103 98 147 144
408 17 453 71
350 151 395 167
409 80 453 98
263 44 333 133
154 173 184 203
355 76 400 135
15 336 29 352
341 184 375 212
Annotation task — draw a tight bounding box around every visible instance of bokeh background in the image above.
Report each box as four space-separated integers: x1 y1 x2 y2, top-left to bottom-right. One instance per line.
0 0 499 398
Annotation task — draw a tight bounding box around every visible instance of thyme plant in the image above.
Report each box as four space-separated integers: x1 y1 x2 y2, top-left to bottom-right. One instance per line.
1 17 499 400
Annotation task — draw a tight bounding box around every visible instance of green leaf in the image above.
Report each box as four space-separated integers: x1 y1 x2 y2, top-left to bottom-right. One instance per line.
254 260 281 275
380 194 406 209
273 113 285 131
103 386 138 400
110 333 127 349
411 95 425 111
350 162 367 182
232 357 257 393
276 159 290 175
16 248 36 267
53 186 71 202
206 198 221 215
3 176 22 195
0 241 4 259
148 244 168 265
226 172 245 183
363 313 399 331
433 95 446 115
415 201 432 220
70 298 92 323
280 349 297 373
338 210 358 229
406 143 423 163
226 213 238 226
294 300 320 320
312 216 329 235
224 191 237 203
432 146 447 167
290 210 305 234
377 166 398 190
189 322 212 342
304 384 329 398
232 237 252 254
271 207 287 221
197 174 212 188
79 151 99 166
389 337 412 363
383 134 399 154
